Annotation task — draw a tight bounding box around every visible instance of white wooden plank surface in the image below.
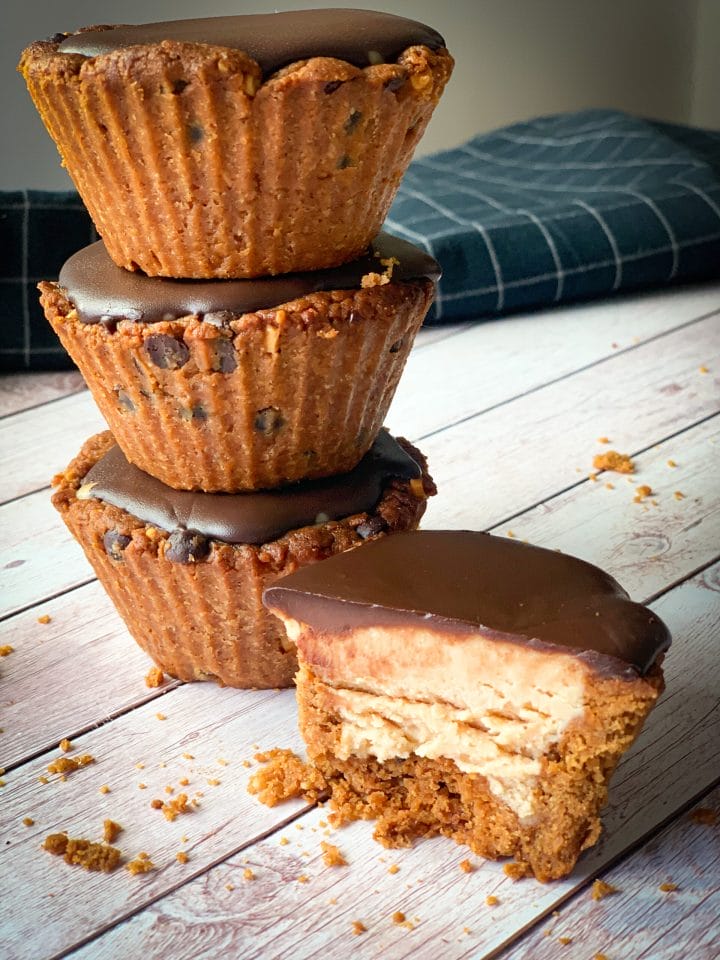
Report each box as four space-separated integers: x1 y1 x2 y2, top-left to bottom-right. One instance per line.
1 286 718 960
0 685 309 960
421 315 719 531
0 390 107 503
499 786 720 960
0 371 85 418
388 284 720 440
0 490 93 620
0 582 178 770
64 565 720 960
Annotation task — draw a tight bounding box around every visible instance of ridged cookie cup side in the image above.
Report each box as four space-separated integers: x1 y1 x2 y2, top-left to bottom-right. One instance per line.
39 279 434 492
51 431 434 689
20 38 452 278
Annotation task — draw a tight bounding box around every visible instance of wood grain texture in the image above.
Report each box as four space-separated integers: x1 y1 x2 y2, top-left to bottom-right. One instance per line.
0 390 107 503
0 489 93 620
499 787 720 960
0 372 85 418
65 566 720 960
0 581 178 770
421 315 720 531
1 286 719 960
388 284 720 440
0 686 309 960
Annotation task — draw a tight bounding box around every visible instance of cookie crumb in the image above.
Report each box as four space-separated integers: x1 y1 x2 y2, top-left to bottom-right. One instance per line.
47 754 94 776
59 739 72 753
247 748 325 806
138 783 147 790
486 895 499 906
699 365 709 374
279 836 289 846
633 484 652 503
155 713 166 721
321 841 347 867
591 878 619 900
594 954 610 960
99 784 110 795
144 667 165 688
459 859 473 873
103 820 122 844
593 451 635 474
388 863 400 875
225 883 235 891
558 936 573 945
43 833 121 872
351 920 367 935
176 851 189 864
673 491 685 500
23 817 34 826
659 881 678 892
207 778 221 787
0 645 15 657
126 854 154 875
159 793 191 822
297 874 310 884
392 911 406 924
243 867 255 881
667 459 677 468
597 436 611 444
37 614 52 624
503 861 530 880
182 753 194 760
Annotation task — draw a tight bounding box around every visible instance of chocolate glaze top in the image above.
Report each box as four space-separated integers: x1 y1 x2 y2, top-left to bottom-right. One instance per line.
81 431 420 545
58 233 441 325
263 531 671 675
57 9 445 75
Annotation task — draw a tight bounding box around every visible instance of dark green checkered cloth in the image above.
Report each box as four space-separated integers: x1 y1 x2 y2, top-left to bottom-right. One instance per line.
4 109 720 370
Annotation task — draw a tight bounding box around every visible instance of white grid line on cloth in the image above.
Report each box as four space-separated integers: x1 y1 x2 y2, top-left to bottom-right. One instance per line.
413 155 710 196
624 189 679 279
394 186 698 230
672 178 720 223
472 220 505 311
460 143 703 172
437 229 720 303
520 210 564 301
21 189 30 368
573 199 623 291
399 181 563 303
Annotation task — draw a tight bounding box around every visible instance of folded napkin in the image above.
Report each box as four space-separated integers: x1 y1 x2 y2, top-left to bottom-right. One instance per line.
3 109 720 370
387 108 720 322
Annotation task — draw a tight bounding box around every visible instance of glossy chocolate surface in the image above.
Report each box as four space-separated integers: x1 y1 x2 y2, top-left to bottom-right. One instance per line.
58 10 445 74
263 531 671 674
82 432 420 545
58 234 441 325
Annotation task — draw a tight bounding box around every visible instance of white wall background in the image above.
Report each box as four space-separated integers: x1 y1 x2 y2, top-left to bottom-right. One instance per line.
2 0 717 190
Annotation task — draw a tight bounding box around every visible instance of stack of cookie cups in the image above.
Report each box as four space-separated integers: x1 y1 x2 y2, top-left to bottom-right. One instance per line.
21 10 453 687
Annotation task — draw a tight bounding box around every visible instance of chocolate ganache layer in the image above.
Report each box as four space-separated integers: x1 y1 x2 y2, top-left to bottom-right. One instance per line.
263 531 671 675
57 10 445 75
81 431 421 545
59 233 441 325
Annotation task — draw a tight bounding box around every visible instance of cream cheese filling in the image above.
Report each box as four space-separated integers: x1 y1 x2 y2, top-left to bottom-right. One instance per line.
322 678 587 823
